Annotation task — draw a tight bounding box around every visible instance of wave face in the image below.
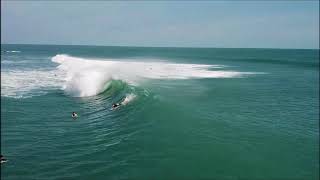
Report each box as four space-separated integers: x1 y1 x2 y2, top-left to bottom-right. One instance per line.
52 54 253 97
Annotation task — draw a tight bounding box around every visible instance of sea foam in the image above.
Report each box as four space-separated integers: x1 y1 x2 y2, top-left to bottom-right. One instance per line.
1 70 62 98
1 54 256 98
52 54 253 97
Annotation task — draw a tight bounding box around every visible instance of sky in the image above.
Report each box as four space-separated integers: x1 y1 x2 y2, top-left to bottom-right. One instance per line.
1 1 319 49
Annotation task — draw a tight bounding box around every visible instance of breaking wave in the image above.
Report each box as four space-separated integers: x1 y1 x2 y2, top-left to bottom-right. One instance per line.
1 54 258 98
52 54 254 97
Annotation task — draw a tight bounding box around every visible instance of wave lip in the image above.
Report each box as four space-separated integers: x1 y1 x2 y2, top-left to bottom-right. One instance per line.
52 54 256 97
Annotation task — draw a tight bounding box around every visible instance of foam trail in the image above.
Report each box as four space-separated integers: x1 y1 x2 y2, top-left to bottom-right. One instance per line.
5 50 21 53
52 54 255 97
121 94 137 105
1 70 62 98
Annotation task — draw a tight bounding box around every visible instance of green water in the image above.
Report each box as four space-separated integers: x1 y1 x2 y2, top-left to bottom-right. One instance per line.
1 44 319 179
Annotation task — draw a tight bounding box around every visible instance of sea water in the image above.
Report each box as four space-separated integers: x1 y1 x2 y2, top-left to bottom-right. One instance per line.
1 44 319 179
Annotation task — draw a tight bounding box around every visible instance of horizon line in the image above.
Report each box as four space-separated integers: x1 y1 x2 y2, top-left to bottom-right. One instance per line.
1 43 319 50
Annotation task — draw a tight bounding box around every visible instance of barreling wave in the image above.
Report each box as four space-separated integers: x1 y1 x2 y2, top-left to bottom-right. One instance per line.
1 54 258 98
52 54 255 97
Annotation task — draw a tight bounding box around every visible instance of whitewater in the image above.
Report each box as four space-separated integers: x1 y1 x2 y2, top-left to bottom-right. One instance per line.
2 54 255 98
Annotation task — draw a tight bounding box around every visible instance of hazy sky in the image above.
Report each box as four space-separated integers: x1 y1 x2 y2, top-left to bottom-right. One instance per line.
1 1 319 49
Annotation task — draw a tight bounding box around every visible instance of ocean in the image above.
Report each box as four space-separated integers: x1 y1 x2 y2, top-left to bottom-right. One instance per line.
1 44 319 179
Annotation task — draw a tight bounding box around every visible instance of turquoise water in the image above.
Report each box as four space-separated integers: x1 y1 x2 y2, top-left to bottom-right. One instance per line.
1 44 319 179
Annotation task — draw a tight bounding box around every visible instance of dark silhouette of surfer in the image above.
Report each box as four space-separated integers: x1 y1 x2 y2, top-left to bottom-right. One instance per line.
1 155 8 164
112 103 120 109
72 112 78 118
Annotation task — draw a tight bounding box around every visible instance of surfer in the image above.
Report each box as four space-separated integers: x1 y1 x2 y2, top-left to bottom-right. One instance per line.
1 155 7 164
72 112 78 118
111 97 127 110
112 103 120 109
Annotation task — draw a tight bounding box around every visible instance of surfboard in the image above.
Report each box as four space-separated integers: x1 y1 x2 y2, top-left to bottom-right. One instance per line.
111 106 120 111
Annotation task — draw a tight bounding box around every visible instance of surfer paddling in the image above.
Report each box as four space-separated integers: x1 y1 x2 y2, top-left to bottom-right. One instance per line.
1 155 8 164
72 112 78 118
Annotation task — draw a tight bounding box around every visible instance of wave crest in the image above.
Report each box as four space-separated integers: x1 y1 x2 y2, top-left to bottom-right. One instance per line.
52 54 253 97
